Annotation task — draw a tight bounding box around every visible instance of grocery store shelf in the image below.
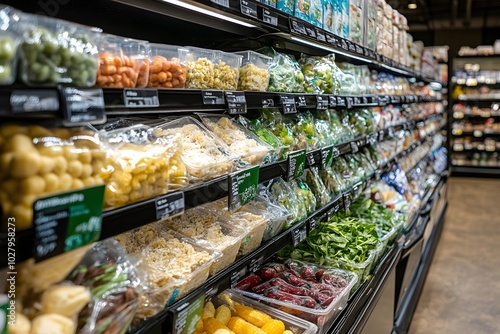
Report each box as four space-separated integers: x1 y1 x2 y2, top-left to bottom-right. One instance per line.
452 146 500 153
454 54 500 59
451 130 500 137
452 113 500 120
457 96 500 102
451 166 500 177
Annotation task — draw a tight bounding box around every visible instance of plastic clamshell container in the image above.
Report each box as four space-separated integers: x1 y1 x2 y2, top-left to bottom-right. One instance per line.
334 248 377 291
95 33 149 88
114 224 221 320
234 50 272 91
147 43 188 89
213 290 318 334
185 46 216 89
0 6 21 85
153 116 239 183
19 13 99 87
235 264 358 334
213 50 242 90
159 206 248 276
378 225 399 254
198 114 272 167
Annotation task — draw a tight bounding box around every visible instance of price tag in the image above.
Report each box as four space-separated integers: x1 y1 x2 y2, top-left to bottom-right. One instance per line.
353 96 361 106
325 34 337 46
378 95 389 106
289 18 307 35
391 96 401 104
291 224 308 247
280 94 297 114
202 90 225 105
379 130 385 141
341 39 348 50
287 149 307 181
10 89 59 113
321 145 335 168
306 151 316 166
316 95 329 110
337 96 346 107
61 87 106 125
355 44 364 54
230 267 248 287
329 95 337 108
173 294 205 334
296 95 307 107
343 191 352 210
362 96 368 105
262 8 278 26
348 41 356 53
327 201 341 220
308 218 318 231
350 141 359 153
156 191 185 221
225 91 247 114
228 166 259 211
123 88 159 108
249 255 265 272
33 185 105 262
211 0 229 7
332 146 340 158
315 29 326 42
261 98 274 108
368 133 378 145
305 26 316 38
364 47 370 57
387 127 395 138
240 0 258 18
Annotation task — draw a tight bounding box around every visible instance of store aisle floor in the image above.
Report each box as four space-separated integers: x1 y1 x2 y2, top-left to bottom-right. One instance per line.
408 177 500 334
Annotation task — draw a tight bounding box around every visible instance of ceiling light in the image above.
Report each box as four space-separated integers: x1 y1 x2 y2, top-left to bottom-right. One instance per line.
161 0 258 28
408 2 417 9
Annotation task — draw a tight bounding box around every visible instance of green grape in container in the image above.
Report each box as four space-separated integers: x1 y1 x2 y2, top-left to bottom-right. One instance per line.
0 6 21 85
260 109 298 151
305 167 331 208
257 47 304 93
291 178 316 215
19 13 99 86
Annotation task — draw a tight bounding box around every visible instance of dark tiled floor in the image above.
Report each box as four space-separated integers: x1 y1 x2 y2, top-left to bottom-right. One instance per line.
408 177 500 334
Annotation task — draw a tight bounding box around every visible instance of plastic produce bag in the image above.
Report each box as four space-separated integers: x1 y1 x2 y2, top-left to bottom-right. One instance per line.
334 110 356 142
258 47 304 93
0 6 21 85
288 112 319 151
291 178 316 215
320 166 345 197
260 109 298 150
305 167 331 208
299 54 336 94
332 156 354 188
347 109 368 137
248 195 293 240
19 13 99 86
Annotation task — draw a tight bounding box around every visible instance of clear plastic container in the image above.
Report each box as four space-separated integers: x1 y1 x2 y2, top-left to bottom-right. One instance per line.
214 51 242 90
153 117 239 183
114 224 221 322
160 206 247 276
19 13 99 86
235 50 271 91
147 43 188 89
198 114 272 166
185 46 216 89
99 124 187 208
95 33 149 88
212 290 318 334
235 261 358 334
334 249 377 290
0 6 21 85
248 197 293 240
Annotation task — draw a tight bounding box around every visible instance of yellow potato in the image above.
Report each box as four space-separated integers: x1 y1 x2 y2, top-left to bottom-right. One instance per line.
59 173 73 191
20 175 46 195
10 152 42 178
71 179 84 190
39 156 56 174
43 173 60 193
1 199 12 216
10 204 33 230
82 177 95 187
52 128 71 140
77 151 92 164
0 152 13 177
63 146 77 161
3 134 35 153
2 179 18 193
53 156 68 175
80 164 93 179
38 145 64 157
91 159 104 175
0 124 27 138
19 194 36 208
28 125 53 138
67 160 83 178
91 150 106 161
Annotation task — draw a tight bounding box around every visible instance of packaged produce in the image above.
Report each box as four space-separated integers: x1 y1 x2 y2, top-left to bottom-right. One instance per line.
0 124 105 231
332 156 354 188
260 178 307 229
323 0 334 33
381 163 416 204
260 109 299 150
310 0 324 28
294 0 311 21
299 55 337 94
260 0 277 7
161 206 247 275
320 167 345 197
19 13 99 86
289 112 319 151
204 199 270 255
194 290 318 334
278 217 380 287
0 6 21 85
247 196 293 240
312 110 336 147
258 47 304 93
185 47 216 89
95 34 149 88
214 51 242 90
369 180 409 213
338 0 350 39
238 116 287 162
277 0 294 14
98 124 187 208
349 0 364 45
115 225 220 321
365 0 377 50
305 168 331 208
198 114 272 166
153 117 238 182
147 43 188 89
234 259 357 333
235 50 271 91
291 179 317 215
344 154 364 183
335 109 356 142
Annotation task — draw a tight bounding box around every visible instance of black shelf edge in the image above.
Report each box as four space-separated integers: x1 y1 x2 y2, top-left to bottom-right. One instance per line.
451 131 500 137
451 166 500 177
456 97 500 102
454 54 500 58
452 114 500 120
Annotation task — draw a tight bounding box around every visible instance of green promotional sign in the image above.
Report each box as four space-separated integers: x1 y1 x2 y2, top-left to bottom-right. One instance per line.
173 294 205 334
33 185 105 262
228 166 259 211
287 149 306 181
